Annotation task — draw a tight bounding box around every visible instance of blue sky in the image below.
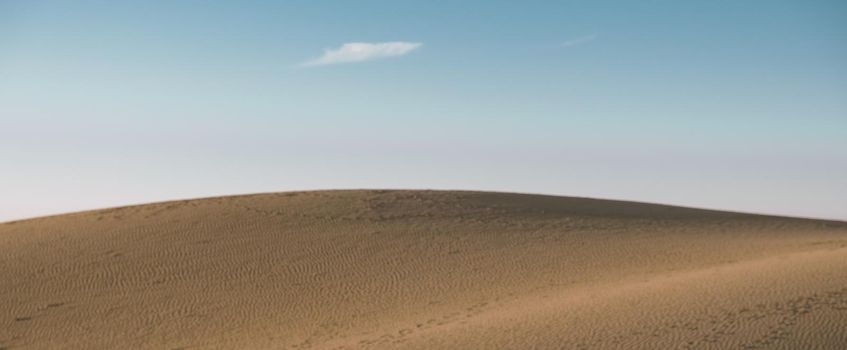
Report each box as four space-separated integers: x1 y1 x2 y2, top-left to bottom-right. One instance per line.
1 0 846 221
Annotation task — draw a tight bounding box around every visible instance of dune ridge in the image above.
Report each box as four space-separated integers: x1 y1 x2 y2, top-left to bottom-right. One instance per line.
2 190 846 349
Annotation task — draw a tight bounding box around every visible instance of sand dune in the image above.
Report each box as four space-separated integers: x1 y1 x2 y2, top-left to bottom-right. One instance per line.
1 190 846 349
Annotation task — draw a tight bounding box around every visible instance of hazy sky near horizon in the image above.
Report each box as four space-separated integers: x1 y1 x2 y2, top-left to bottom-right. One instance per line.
2 0 846 221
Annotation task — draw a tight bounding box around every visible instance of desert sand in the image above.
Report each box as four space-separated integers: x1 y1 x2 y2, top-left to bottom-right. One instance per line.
1 190 846 349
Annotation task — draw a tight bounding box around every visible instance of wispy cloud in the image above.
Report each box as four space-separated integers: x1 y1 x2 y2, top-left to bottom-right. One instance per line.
559 34 597 48
301 42 422 67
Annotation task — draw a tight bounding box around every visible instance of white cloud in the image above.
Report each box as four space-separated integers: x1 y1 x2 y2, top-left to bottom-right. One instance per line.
560 34 597 48
302 41 422 67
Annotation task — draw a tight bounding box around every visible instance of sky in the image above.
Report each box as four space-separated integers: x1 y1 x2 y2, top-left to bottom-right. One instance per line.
1 0 846 222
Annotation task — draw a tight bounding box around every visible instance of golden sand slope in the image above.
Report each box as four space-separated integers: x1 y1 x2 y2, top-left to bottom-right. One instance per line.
2 190 846 349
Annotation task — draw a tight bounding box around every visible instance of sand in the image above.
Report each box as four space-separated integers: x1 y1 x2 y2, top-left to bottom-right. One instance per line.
1 190 846 349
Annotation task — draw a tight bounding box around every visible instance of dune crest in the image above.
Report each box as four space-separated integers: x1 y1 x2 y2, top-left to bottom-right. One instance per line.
2 190 846 349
